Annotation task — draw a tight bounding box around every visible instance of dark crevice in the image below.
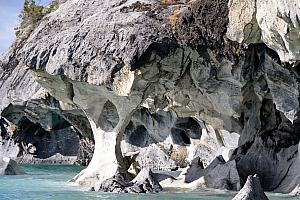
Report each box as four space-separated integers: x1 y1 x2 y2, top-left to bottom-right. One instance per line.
131 39 179 70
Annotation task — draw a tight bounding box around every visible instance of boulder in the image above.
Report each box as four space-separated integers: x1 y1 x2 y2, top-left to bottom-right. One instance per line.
125 168 162 193
97 168 162 193
232 174 268 200
96 172 129 193
184 156 240 191
0 157 24 175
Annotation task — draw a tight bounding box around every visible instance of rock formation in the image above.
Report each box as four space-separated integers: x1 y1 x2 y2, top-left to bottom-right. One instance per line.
96 168 162 193
159 155 240 191
0 0 299 195
0 157 24 175
0 114 94 165
232 174 268 200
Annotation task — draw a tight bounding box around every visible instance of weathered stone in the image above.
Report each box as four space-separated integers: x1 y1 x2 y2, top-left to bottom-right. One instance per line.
232 174 268 200
227 0 300 62
134 144 177 171
185 156 240 190
0 139 19 159
0 0 300 195
96 168 162 193
125 168 163 193
96 172 129 193
0 157 24 175
290 186 300 197
17 153 77 165
0 99 95 165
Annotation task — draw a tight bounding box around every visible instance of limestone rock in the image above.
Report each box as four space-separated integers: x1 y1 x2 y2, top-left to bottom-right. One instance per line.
0 157 24 175
125 168 163 193
0 0 300 195
96 172 129 193
17 153 77 165
134 144 177 170
227 0 300 62
184 156 240 191
232 174 268 200
0 139 19 159
97 168 162 193
290 186 300 196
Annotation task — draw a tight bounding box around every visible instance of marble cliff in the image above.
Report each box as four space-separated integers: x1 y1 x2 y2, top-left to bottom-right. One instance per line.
0 0 300 195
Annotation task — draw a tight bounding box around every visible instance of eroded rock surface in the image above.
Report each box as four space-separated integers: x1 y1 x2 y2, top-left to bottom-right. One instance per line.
232 174 268 200
227 0 300 62
0 157 24 175
0 0 299 195
96 168 162 193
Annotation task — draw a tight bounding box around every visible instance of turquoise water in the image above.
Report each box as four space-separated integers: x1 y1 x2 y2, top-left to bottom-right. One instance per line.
0 165 295 200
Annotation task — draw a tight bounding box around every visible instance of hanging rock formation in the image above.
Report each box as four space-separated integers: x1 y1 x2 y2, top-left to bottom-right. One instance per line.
0 0 300 194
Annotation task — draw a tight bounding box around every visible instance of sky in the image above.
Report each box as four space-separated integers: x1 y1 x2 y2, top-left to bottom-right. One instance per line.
0 0 52 54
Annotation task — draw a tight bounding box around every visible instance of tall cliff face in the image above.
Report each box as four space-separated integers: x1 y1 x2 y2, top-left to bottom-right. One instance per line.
0 0 299 194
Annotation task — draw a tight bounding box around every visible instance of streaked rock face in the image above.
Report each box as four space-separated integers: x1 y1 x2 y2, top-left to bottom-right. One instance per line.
0 0 300 194
227 0 300 62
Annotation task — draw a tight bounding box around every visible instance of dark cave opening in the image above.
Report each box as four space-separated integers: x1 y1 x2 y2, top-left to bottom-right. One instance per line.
179 130 191 145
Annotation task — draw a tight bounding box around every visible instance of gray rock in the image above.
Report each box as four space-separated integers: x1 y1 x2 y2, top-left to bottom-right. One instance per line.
17 153 77 165
125 168 163 193
96 172 129 193
0 0 299 195
185 156 240 191
134 144 177 171
227 0 300 62
0 157 24 175
97 168 162 193
232 174 268 200
0 139 19 159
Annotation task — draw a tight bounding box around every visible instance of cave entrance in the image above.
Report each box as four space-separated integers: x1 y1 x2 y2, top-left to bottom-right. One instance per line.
123 122 152 148
171 117 202 146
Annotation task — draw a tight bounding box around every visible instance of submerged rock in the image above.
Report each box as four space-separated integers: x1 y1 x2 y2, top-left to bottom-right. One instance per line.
0 157 24 175
232 174 268 200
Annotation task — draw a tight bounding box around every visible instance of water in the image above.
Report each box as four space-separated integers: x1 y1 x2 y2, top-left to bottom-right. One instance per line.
0 165 295 200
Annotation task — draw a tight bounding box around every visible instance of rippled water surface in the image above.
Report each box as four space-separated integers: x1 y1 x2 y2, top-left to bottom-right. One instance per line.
0 165 295 200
